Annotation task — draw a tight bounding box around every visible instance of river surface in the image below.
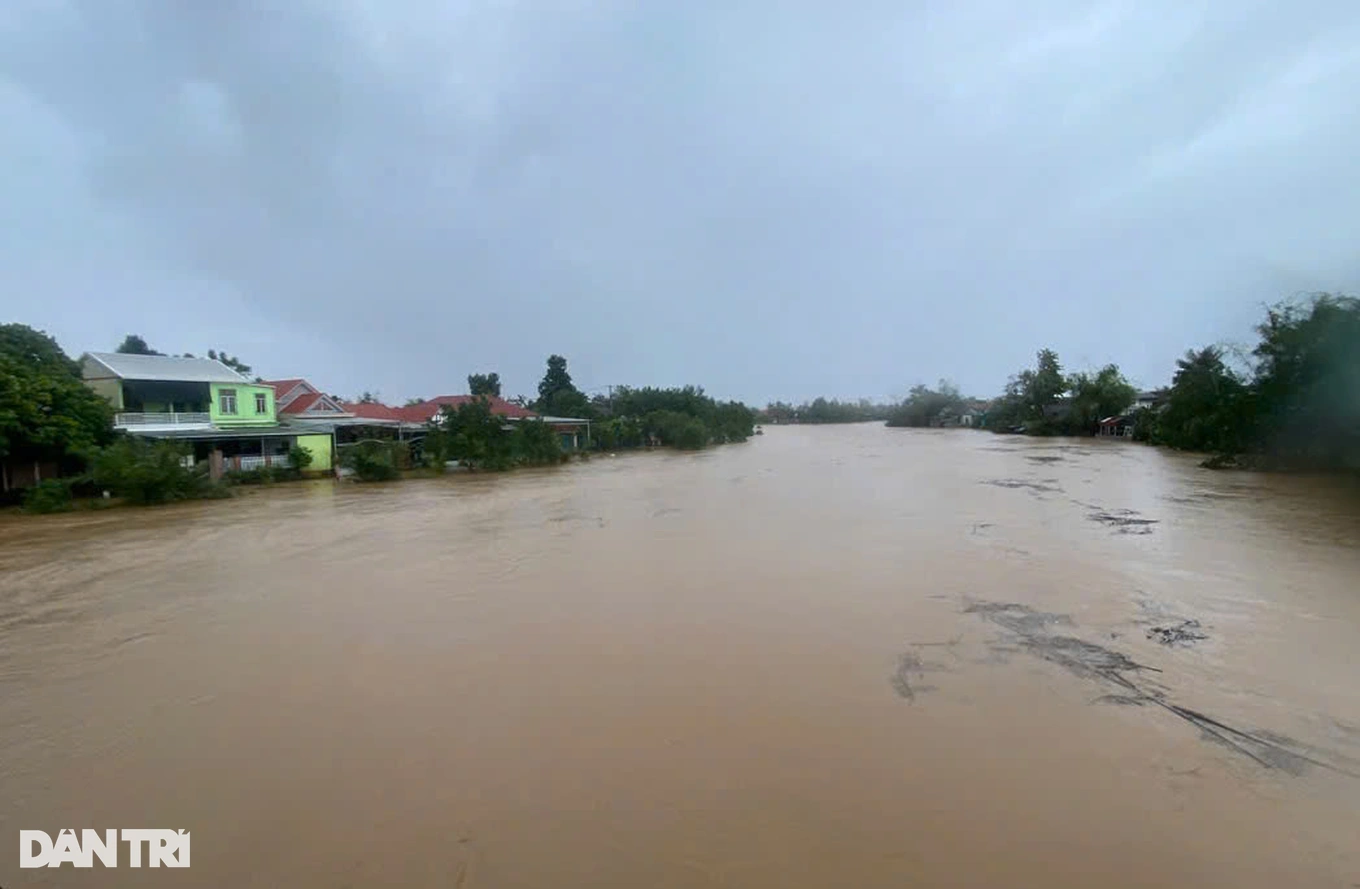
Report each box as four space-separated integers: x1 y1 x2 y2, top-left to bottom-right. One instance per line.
2 424 1359 887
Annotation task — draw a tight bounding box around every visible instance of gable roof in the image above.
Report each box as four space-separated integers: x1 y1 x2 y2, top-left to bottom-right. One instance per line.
263 378 309 402
279 391 350 416
280 392 323 414
341 401 407 422
404 395 537 422
83 352 251 384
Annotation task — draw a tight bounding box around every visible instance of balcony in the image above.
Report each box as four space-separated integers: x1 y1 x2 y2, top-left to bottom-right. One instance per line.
114 411 213 430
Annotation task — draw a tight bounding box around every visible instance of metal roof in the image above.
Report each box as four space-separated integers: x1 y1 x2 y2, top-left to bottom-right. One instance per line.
83 352 252 383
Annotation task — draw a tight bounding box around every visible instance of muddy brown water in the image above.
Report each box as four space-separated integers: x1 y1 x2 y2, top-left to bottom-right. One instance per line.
2 425 1359 887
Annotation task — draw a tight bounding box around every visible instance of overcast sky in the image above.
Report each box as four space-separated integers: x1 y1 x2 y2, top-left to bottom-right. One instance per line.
3 1 1358 405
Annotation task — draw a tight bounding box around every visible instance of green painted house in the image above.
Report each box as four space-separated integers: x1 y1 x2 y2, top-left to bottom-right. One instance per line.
81 352 334 473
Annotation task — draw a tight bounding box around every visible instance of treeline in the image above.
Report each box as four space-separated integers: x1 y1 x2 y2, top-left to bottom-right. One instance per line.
761 398 893 424
904 292 1358 472
592 385 756 450
985 352 1137 436
885 382 974 427
1133 294 1360 470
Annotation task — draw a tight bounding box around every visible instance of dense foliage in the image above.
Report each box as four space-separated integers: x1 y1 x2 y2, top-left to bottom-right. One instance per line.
982 351 1136 436
287 444 314 473
600 386 755 448
89 438 226 504
467 372 502 397
764 398 893 424
340 440 404 481
0 324 114 471
885 382 967 428
22 479 75 514
424 398 564 471
1138 294 1360 469
206 349 252 376
1065 365 1138 435
536 354 591 419
116 334 161 355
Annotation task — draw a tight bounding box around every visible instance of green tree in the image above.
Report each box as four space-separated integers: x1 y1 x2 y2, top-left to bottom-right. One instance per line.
0 324 114 471
986 350 1068 432
511 418 564 465
467 372 502 397
431 397 513 470
1029 349 1066 418
89 438 223 504
1066 364 1137 434
116 334 162 355
207 349 252 376
1152 346 1251 453
536 355 591 418
1250 293 1360 467
886 381 964 427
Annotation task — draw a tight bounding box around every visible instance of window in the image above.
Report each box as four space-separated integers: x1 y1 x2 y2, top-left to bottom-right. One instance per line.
255 392 268 413
219 389 237 414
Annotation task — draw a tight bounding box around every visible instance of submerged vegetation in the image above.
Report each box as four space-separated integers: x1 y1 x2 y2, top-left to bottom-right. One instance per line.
885 293 1359 473
1137 294 1360 470
423 401 565 472
599 386 755 447
761 398 893 425
89 439 229 504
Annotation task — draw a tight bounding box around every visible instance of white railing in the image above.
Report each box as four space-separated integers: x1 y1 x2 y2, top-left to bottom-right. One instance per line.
114 411 212 427
234 455 290 471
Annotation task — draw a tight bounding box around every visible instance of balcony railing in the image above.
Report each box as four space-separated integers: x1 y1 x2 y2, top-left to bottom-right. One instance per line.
114 411 212 428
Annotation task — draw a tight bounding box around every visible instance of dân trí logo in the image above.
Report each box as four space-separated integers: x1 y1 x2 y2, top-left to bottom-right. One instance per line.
20 829 190 868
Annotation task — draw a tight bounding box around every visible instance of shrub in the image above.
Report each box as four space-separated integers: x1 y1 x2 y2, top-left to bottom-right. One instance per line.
342 440 402 481
225 466 295 485
674 418 709 450
287 444 314 473
89 438 224 504
511 419 563 466
23 479 74 514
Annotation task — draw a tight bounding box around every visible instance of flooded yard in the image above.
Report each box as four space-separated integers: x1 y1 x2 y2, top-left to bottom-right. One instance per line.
2 424 1359 887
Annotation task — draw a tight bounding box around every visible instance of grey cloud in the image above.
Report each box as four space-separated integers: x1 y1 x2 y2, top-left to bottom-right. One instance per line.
2 0 1358 403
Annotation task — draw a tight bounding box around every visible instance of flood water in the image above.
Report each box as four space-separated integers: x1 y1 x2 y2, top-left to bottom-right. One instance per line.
3 424 1360 887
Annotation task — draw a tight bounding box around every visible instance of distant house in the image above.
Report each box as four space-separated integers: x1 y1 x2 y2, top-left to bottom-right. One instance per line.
1098 415 1135 437
402 395 591 449
1041 396 1074 421
396 395 538 424
931 407 960 428
1134 390 1167 412
80 352 333 475
265 379 353 420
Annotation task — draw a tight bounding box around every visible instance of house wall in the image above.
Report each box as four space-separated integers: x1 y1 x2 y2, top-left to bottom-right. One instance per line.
209 383 276 426
83 376 125 410
295 433 333 471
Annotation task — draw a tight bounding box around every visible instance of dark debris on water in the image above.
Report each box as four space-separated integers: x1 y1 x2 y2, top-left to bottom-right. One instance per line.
982 478 1063 495
949 599 1360 779
1147 620 1209 646
1086 509 1158 534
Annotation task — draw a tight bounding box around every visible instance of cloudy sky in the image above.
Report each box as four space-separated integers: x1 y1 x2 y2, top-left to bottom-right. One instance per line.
2 1 1358 405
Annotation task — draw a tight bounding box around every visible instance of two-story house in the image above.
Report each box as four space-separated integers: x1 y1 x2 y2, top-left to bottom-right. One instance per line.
80 352 334 474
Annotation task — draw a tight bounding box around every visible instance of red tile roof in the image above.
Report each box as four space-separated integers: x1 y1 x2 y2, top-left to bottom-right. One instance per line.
403 395 538 422
279 391 324 415
332 395 537 425
340 401 407 422
263 378 307 399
